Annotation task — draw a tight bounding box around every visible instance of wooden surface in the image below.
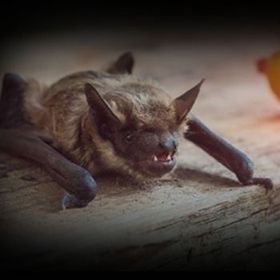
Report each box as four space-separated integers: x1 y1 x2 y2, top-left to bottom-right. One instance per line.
1 27 280 270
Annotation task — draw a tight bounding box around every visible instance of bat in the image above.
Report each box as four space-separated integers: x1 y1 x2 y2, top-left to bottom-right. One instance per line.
0 52 273 209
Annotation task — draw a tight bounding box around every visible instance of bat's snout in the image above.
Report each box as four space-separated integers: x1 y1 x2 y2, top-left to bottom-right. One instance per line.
159 134 177 155
137 133 177 177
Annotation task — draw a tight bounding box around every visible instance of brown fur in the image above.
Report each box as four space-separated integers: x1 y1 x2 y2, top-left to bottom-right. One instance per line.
24 70 182 177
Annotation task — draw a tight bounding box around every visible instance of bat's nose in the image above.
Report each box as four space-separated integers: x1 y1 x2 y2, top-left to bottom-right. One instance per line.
159 134 177 153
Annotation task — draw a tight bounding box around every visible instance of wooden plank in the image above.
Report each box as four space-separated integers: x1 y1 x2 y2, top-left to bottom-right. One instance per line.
1 27 280 270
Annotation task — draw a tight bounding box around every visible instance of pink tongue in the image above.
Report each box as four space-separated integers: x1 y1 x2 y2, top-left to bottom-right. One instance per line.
157 152 169 162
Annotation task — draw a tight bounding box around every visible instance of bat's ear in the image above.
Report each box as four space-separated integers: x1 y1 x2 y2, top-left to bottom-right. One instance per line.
171 79 204 124
84 83 123 130
106 51 135 74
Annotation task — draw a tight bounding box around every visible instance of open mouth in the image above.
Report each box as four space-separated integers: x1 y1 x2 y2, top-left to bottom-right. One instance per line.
151 151 175 163
138 151 177 176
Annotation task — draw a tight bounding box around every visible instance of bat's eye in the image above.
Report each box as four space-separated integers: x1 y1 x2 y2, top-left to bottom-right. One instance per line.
125 133 133 143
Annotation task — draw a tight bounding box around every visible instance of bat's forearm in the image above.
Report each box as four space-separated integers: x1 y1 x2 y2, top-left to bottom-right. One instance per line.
0 129 97 207
185 117 253 183
185 117 273 189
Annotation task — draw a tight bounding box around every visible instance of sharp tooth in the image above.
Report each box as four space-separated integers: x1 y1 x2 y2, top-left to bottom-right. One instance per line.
167 154 172 161
153 155 158 162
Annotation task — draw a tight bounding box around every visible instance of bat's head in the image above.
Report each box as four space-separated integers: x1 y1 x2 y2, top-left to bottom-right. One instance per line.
85 79 203 177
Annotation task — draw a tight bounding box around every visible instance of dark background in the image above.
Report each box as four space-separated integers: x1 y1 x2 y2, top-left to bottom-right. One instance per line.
1 1 279 42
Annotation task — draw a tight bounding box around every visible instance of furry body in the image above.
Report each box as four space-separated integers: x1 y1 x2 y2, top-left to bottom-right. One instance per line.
24 71 178 177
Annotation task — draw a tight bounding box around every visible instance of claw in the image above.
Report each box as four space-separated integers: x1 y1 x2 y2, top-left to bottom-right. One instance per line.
245 177 274 193
62 193 90 210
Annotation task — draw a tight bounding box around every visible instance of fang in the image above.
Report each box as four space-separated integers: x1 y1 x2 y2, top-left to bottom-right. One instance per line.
153 155 158 162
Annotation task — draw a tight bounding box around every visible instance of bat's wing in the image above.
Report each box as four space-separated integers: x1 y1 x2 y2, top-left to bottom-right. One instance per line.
184 116 273 190
0 73 29 128
106 51 134 74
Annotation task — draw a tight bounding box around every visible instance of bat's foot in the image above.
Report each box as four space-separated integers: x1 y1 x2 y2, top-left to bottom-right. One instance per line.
243 177 274 192
62 193 92 209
